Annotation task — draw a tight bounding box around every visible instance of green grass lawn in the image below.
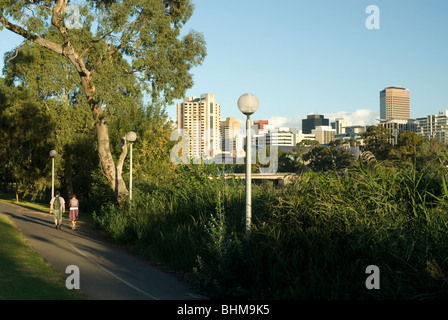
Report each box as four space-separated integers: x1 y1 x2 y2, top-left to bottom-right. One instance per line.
0 193 50 213
0 213 89 299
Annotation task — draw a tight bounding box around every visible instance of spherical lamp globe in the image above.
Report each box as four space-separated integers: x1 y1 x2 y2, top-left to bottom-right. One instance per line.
126 131 137 142
237 93 259 116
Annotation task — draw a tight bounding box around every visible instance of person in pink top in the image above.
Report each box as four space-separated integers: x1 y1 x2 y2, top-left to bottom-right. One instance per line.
69 193 79 230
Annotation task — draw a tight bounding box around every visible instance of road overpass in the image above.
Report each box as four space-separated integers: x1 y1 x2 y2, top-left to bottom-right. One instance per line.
219 173 298 186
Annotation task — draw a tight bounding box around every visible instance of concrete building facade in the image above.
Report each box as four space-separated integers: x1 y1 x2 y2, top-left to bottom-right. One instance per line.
177 93 221 159
312 125 336 145
380 86 410 120
220 117 240 157
416 110 448 143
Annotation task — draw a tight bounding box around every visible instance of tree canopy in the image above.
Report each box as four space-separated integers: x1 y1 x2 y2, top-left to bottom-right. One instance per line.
1 0 206 202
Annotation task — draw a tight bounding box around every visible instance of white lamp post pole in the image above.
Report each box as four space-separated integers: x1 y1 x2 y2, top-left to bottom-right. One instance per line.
130 142 133 200
49 150 57 199
237 93 259 239
245 114 252 238
126 131 137 201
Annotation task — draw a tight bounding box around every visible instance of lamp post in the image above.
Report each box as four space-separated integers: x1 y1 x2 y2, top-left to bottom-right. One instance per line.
49 150 57 199
237 93 259 239
126 131 137 201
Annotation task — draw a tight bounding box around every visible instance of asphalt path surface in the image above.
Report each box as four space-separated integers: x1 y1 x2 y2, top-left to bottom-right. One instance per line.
0 201 207 300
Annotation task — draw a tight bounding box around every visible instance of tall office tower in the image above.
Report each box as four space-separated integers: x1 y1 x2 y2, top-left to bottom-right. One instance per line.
220 117 240 156
380 86 410 120
177 93 221 159
302 114 329 134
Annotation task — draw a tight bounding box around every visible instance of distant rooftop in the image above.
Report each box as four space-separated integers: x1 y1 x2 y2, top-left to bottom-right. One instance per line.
383 86 407 90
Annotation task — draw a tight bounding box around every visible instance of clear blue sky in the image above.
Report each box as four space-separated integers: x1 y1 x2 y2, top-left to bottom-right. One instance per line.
1 0 447 129
175 0 448 128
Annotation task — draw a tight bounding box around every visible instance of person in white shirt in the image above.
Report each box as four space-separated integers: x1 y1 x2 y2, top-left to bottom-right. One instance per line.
50 191 65 230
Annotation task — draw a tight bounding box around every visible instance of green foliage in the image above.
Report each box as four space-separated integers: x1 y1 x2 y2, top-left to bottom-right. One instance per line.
302 145 353 172
246 164 448 299
361 124 393 160
0 79 55 198
1 0 207 201
130 102 177 185
194 192 248 299
277 147 306 173
93 157 448 299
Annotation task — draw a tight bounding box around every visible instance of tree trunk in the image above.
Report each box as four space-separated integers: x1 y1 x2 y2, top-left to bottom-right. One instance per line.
95 111 129 203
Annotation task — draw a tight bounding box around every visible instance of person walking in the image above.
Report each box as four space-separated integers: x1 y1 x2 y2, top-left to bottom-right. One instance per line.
50 191 65 230
69 193 79 230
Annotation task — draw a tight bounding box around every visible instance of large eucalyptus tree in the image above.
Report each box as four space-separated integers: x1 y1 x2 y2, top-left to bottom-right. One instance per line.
0 0 206 202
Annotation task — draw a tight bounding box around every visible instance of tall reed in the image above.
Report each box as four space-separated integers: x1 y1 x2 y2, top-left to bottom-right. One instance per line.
93 162 448 299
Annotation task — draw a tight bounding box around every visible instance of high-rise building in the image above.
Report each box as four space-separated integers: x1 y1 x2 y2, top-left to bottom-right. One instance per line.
220 117 240 157
380 86 410 120
302 114 329 134
416 110 448 143
177 93 221 158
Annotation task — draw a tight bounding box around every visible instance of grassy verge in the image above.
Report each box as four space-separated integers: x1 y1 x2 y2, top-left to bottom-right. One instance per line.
0 214 88 299
0 193 50 213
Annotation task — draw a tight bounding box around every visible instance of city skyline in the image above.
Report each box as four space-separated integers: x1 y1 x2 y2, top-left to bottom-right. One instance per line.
168 0 447 129
1 1 447 130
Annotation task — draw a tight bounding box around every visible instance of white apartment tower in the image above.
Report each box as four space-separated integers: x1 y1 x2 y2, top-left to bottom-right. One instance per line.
416 110 448 143
177 93 221 159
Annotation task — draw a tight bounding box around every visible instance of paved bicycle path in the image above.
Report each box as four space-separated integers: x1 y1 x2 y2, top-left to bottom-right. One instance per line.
0 201 206 300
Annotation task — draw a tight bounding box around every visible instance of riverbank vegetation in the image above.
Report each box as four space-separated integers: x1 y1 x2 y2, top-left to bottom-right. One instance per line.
92 132 448 298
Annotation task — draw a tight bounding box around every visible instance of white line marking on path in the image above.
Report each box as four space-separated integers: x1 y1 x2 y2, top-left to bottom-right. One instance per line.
65 240 160 300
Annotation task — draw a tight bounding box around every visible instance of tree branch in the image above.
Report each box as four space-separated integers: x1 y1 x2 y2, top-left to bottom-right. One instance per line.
0 15 63 55
5 40 27 63
51 0 68 31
